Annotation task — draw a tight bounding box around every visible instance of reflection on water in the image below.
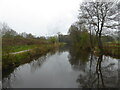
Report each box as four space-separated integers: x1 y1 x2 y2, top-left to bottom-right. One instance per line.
3 46 119 88
69 47 118 88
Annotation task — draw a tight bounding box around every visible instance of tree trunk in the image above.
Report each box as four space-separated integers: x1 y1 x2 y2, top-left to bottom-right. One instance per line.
89 25 93 51
98 35 103 53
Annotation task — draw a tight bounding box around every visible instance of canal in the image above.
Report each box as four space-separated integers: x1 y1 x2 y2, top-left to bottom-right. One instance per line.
2 47 119 88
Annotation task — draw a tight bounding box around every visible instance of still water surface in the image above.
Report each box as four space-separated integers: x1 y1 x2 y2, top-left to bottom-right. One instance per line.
3 47 119 88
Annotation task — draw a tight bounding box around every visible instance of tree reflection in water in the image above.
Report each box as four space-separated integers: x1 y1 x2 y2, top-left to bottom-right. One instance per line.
2 51 57 88
29 51 56 73
96 54 105 88
68 46 118 88
2 46 118 88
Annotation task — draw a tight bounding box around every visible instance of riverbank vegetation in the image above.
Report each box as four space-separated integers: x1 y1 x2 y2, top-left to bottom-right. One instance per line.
1 23 63 70
66 1 120 58
103 42 120 58
3 43 61 70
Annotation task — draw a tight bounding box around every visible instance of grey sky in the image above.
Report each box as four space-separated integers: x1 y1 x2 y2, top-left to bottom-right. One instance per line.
0 0 82 36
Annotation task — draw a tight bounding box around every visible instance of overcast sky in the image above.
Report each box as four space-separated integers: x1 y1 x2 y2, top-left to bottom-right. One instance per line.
0 0 83 36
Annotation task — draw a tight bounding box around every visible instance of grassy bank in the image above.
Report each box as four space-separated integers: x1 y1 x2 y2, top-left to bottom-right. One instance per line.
4 45 36 53
2 37 48 54
94 42 120 59
2 43 63 70
103 42 120 58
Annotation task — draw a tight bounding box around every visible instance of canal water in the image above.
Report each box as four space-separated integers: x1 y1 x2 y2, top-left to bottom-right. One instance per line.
2 47 119 88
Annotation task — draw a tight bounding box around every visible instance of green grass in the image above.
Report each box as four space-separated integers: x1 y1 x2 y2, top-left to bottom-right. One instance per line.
3 43 64 53
3 45 37 53
103 42 120 58
10 45 35 52
2 43 63 70
94 41 120 59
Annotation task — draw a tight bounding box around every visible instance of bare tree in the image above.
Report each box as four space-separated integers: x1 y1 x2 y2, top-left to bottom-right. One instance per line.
0 22 11 37
79 1 119 52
